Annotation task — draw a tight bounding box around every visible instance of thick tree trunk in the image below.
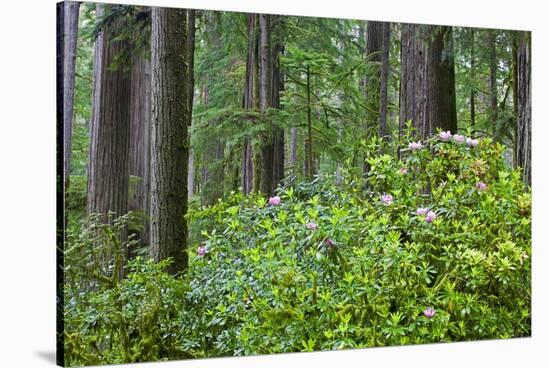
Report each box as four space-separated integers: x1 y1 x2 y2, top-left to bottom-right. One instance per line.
150 7 189 274
62 1 80 210
128 56 151 248
430 26 457 133
87 5 131 221
399 24 429 139
271 17 285 191
259 14 274 195
379 22 391 140
488 29 498 138
515 32 531 186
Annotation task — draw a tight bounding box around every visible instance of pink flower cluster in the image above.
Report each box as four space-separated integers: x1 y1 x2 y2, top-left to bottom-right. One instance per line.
399 167 408 175
197 244 207 257
423 307 436 318
306 222 318 230
453 134 465 143
381 194 393 205
416 207 437 223
268 196 281 206
476 181 488 191
466 137 479 147
439 131 452 141
408 141 423 151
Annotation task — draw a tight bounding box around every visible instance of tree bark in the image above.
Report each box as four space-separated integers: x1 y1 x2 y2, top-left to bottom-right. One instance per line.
259 14 274 195
87 4 131 221
62 1 80 213
128 56 151 248
187 10 196 200
289 127 298 173
488 29 498 138
305 64 313 180
399 23 429 139
150 7 189 274
379 22 391 140
470 29 476 127
242 14 258 195
271 16 285 191
430 26 457 134
515 32 531 186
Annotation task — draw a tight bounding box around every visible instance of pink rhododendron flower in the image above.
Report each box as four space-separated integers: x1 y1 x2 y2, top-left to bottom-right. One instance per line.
268 196 281 206
453 134 465 143
381 194 393 205
399 167 408 175
423 307 436 318
324 238 335 247
416 207 428 216
197 244 207 257
408 141 423 151
476 181 488 191
466 137 479 147
425 211 437 223
439 131 452 141
306 222 318 230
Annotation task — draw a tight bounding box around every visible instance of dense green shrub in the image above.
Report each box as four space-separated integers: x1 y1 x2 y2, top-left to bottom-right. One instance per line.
64 132 530 365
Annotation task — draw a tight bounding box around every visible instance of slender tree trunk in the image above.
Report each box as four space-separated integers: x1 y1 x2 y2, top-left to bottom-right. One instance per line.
150 7 189 274
488 29 498 138
242 14 258 195
305 64 313 180
87 5 131 221
259 14 274 195
271 17 285 191
62 1 80 220
289 127 298 173
512 32 519 167
515 32 531 186
187 10 196 200
470 29 476 127
128 56 151 248
379 22 391 140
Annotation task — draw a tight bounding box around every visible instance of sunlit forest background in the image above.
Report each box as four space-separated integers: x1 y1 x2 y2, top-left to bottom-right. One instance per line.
59 1 531 366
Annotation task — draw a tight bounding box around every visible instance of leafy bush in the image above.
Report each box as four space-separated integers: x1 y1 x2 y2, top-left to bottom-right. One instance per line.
64 132 531 365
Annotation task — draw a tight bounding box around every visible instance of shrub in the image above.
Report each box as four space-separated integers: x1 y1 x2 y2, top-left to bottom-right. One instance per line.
64 132 531 365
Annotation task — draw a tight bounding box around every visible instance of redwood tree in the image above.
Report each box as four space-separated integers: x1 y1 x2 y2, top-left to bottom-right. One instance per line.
150 7 189 274
515 32 531 186
87 4 132 220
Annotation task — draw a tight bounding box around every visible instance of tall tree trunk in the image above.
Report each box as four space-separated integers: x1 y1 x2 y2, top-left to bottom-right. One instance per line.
128 56 151 249
87 5 131 221
150 7 189 274
470 29 476 127
512 32 519 167
488 29 498 138
259 14 274 195
271 16 285 191
399 24 429 139
62 1 80 221
430 26 457 133
362 21 383 175
187 10 196 200
242 14 258 195
515 32 531 186
305 64 313 179
379 22 391 140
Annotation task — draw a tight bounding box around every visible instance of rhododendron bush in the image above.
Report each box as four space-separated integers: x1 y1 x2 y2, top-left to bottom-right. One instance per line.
64 132 530 365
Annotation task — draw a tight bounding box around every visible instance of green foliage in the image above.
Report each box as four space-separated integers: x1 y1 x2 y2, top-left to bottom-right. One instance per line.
64 134 530 365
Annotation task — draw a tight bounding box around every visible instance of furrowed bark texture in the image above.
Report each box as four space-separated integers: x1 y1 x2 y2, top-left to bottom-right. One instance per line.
242 14 259 194
515 32 531 186
187 10 196 200
128 56 151 247
63 1 80 203
150 7 189 274
87 5 131 220
259 14 274 195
